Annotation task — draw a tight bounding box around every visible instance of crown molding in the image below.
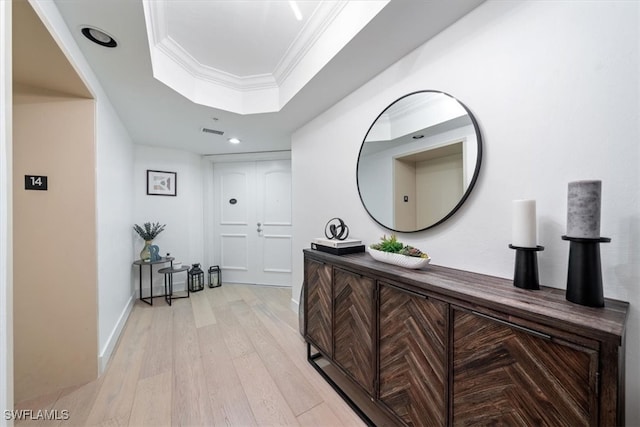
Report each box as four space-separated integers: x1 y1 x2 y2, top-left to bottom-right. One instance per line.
272 1 347 85
157 36 278 91
142 0 388 114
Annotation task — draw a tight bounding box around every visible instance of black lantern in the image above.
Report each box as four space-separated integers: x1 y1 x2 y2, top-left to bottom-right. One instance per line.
188 263 205 292
208 265 221 288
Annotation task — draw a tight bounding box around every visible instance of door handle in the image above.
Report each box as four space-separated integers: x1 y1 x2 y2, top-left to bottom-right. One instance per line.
257 222 263 233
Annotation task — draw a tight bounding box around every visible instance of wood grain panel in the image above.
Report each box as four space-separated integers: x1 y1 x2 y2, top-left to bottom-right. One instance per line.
305 258 333 356
303 249 628 345
333 268 375 395
452 309 598 427
379 284 447 427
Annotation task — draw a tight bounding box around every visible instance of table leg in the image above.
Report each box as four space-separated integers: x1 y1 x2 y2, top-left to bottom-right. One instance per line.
169 273 174 303
139 264 154 306
149 264 153 306
164 273 168 305
139 264 152 306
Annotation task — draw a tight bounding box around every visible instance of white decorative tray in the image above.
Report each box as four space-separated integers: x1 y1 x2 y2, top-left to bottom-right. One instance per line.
368 248 431 269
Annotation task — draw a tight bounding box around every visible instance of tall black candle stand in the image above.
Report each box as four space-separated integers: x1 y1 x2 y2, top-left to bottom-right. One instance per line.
508 244 544 290
561 235 610 307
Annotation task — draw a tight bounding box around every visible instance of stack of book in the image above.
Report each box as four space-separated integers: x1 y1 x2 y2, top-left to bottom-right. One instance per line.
311 237 365 255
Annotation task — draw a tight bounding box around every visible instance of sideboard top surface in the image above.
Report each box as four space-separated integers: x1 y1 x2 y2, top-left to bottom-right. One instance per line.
304 249 629 345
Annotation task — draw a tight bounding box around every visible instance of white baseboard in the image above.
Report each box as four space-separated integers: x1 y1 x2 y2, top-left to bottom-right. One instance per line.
100 281 190 373
290 297 299 313
102 283 287 373
98 295 134 375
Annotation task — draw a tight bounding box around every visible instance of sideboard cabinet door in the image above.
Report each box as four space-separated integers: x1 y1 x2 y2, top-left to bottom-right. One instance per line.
304 258 333 357
379 283 448 427
452 308 599 426
333 267 376 396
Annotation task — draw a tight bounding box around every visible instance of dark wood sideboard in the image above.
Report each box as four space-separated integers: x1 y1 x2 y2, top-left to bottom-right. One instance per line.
303 249 629 427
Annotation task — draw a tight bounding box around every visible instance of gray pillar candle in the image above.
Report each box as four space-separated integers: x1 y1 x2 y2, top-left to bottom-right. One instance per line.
566 180 602 238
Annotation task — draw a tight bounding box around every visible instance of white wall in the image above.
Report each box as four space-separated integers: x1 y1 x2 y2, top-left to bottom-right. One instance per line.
27 0 136 375
0 0 13 423
134 145 205 291
292 1 639 424
95 99 135 372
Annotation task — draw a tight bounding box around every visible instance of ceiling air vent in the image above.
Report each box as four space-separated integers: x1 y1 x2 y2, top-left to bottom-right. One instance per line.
201 127 224 135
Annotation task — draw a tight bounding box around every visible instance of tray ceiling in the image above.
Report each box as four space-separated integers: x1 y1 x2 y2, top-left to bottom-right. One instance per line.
143 0 389 114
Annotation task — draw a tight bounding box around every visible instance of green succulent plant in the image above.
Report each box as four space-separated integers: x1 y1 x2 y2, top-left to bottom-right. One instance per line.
370 234 428 258
133 222 166 241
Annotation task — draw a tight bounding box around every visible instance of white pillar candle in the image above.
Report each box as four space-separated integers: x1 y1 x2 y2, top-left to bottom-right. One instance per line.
512 199 537 247
567 180 601 238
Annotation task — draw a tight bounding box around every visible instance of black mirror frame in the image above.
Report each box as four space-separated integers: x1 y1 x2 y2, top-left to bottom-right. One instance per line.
356 90 483 233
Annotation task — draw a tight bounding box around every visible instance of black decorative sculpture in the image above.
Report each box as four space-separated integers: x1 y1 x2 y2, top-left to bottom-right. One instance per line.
325 218 349 240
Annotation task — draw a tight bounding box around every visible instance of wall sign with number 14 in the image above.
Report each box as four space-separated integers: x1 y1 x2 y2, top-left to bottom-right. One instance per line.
25 175 48 191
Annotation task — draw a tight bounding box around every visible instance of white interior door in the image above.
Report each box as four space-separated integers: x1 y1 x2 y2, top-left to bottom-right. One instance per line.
213 160 292 286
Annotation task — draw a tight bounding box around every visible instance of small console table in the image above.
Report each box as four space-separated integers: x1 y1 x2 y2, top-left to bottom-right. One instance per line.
158 266 190 306
133 257 174 305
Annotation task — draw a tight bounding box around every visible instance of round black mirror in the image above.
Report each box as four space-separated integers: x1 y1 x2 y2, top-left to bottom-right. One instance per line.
357 90 482 232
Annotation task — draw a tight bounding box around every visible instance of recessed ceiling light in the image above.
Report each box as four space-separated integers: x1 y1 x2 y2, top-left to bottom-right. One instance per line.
228 137 241 144
81 26 117 48
412 134 425 139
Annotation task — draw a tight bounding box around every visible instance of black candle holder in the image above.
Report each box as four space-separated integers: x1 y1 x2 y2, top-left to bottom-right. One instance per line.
509 244 544 290
562 235 610 307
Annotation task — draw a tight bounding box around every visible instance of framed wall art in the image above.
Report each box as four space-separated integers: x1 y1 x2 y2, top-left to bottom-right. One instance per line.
147 170 177 196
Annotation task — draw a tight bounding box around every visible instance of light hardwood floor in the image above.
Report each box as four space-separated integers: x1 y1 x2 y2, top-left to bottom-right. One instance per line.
16 284 365 427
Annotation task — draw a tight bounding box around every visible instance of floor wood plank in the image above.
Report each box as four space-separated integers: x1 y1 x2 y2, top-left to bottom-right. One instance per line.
190 290 217 328
251 300 367 427
84 302 153 426
232 352 300 426
14 285 364 427
252 285 299 330
47 377 104 427
197 324 258 427
212 304 255 360
171 300 214 426
219 284 243 302
127 372 172 427
230 299 323 417
297 401 347 426
14 390 59 427
234 283 262 306
138 304 173 380
205 285 227 308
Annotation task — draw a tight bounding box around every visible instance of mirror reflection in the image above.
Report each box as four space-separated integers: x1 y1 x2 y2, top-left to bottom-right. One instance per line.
357 91 482 232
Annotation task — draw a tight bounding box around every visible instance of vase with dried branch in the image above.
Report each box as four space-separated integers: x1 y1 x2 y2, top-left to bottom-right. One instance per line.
133 222 166 261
